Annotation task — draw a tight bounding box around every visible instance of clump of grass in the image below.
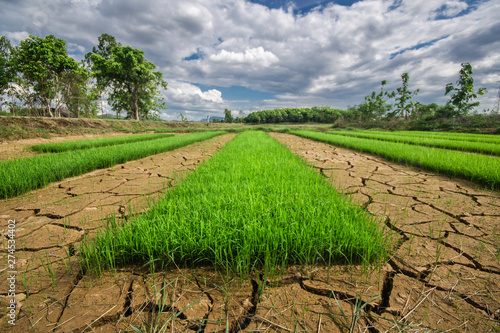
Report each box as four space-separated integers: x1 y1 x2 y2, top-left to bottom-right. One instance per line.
30 133 174 153
0 131 225 199
293 130 500 190
80 131 388 276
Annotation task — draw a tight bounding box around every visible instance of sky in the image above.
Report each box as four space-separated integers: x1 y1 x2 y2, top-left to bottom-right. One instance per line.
1 0 499 120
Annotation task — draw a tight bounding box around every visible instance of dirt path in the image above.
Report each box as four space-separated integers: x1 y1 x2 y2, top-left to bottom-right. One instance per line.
0 132 499 332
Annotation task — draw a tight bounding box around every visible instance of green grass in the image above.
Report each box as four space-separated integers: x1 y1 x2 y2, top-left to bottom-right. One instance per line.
0 131 225 199
390 130 500 144
326 130 500 156
80 131 387 275
292 130 500 190
30 133 174 152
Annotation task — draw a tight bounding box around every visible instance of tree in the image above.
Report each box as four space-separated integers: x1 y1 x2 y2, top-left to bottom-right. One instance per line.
90 45 167 121
84 33 121 115
0 36 13 111
365 80 394 120
445 62 487 116
11 34 80 117
62 64 99 118
395 73 419 119
224 108 233 123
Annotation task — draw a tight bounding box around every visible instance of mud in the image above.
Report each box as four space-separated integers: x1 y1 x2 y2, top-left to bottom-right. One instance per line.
0 132 499 332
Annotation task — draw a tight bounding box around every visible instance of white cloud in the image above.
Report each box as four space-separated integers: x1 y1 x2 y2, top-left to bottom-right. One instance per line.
431 0 468 18
3 31 29 44
209 47 279 67
168 81 223 104
0 0 498 114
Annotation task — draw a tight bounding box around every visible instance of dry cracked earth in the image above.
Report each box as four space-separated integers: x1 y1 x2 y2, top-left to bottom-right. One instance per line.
0 132 499 332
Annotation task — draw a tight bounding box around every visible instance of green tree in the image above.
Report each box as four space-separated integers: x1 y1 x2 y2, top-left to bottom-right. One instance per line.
224 108 233 123
84 33 121 115
90 45 167 121
445 62 487 116
364 80 394 120
394 73 419 119
0 36 14 112
11 34 80 117
62 64 99 118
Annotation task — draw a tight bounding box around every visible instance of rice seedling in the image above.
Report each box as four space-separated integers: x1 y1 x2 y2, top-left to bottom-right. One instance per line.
292 130 500 190
391 130 500 144
80 131 388 276
326 130 500 156
0 131 225 199
30 133 174 153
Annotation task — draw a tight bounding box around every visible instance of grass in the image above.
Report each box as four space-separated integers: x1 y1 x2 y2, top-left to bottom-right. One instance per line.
390 130 500 144
0 131 225 199
292 130 500 190
30 133 174 152
326 130 500 156
80 131 388 276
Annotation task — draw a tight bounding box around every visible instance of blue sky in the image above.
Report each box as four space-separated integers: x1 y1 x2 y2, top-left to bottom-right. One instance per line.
1 0 499 120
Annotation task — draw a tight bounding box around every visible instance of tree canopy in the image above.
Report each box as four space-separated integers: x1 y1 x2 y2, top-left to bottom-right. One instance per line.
89 42 167 120
446 62 487 116
10 34 82 117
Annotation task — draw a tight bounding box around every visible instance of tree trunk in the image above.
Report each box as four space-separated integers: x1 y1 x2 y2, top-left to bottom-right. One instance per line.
46 100 53 117
132 86 139 120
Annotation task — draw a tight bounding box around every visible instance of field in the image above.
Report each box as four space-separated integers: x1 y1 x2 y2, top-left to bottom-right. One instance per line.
0 127 499 332
326 130 500 156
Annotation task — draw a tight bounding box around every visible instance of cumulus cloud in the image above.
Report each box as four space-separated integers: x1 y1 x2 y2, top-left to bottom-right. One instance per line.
3 31 29 44
162 81 229 120
209 47 279 67
168 81 223 104
0 0 498 113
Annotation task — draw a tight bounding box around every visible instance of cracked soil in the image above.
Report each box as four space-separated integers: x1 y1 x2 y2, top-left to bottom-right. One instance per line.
1 132 499 332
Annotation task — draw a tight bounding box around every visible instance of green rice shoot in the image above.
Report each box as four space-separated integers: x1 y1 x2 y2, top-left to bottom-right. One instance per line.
80 131 388 276
31 133 175 152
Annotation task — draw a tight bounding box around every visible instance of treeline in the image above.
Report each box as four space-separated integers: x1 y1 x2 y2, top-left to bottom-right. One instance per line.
242 104 465 124
244 65 491 126
244 107 344 124
0 33 166 120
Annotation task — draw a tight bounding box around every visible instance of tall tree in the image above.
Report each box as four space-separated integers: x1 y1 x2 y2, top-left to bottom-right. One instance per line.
84 33 121 115
445 62 487 116
395 73 419 119
11 34 80 117
90 45 167 120
0 36 13 112
62 64 99 118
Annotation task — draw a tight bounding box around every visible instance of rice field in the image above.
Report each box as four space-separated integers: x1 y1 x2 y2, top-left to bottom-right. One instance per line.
30 133 174 152
292 130 500 190
2 128 499 331
80 131 388 275
390 130 500 144
326 130 500 155
0 131 225 199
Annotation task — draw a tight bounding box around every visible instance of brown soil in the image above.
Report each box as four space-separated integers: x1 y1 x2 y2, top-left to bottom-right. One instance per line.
0 132 499 332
